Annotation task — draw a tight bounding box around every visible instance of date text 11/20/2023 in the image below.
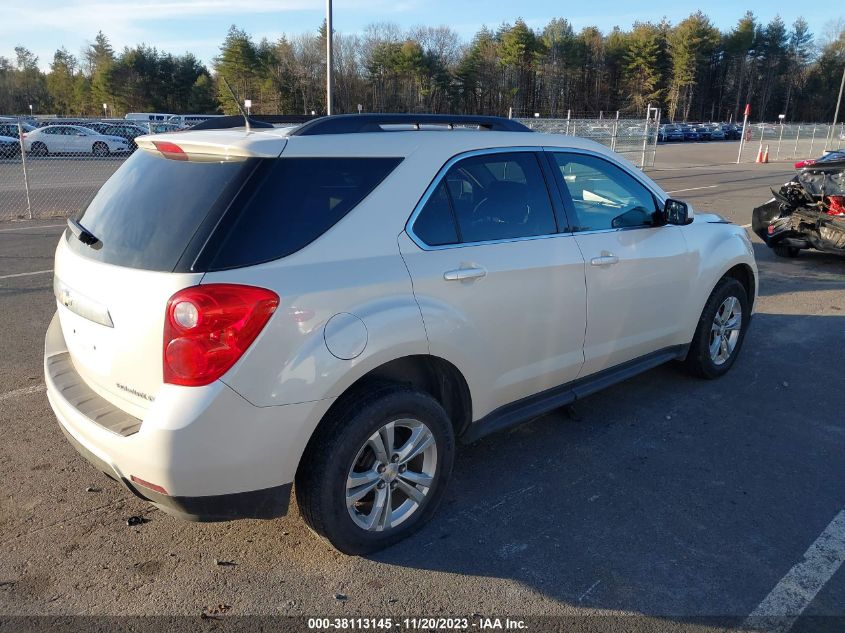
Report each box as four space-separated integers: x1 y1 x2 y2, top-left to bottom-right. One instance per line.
307 617 528 630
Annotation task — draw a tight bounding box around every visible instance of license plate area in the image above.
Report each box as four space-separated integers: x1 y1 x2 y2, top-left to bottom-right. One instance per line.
59 308 113 376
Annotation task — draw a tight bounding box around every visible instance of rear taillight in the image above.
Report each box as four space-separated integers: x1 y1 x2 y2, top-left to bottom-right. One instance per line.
163 284 279 387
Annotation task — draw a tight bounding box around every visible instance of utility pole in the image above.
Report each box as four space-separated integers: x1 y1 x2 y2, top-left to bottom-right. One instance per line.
827 65 845 150
326 0 333 116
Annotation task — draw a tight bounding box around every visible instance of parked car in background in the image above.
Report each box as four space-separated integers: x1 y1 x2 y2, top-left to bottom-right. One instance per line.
168 114 225 129
0 135 20 157
0 121 35 139
35 119 104 130
752 155 845 258
708 125 726 141
694 125 712 141
682 126 700 141
659 125 684 142
102 124 148 151
124 112 176 122
79 122 115 134
23 125 131 157
793 150 845 169
722 124 742 140
148 122 180 134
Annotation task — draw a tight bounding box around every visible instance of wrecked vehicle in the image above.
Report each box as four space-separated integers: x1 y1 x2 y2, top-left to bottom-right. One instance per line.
752 156 845 257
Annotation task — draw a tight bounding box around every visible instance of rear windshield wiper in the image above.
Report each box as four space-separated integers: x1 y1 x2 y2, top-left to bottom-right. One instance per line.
67 218 102 248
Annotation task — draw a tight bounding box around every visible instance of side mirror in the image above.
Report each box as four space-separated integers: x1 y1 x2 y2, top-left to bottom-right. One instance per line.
77 132 86 136
664 198 694 225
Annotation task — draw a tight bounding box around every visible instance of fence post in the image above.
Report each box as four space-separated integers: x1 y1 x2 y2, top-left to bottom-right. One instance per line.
611 110 619 152
776 123 784 161
651 109 661 167
17 121 33 220
565 109 571 135
640 103 652 168
792 125 801 159
809 125 817 158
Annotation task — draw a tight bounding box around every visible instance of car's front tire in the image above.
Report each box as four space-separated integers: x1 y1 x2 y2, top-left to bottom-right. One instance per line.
296 385 455 555
92 142 109 157
683 277 750 379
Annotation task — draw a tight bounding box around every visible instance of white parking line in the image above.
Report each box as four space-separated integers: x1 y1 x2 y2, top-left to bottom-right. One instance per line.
666 185 719 194
744 508 845 633
0 224 64 233
0 384 46 402
0 269 53 280
741 223 752 228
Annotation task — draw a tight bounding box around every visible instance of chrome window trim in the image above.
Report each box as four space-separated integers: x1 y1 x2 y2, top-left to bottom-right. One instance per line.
405 146 570 252
406 145 670 251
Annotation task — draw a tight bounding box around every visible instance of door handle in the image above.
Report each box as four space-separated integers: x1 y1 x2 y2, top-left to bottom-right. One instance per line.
444 266 487 281
590 254 619 266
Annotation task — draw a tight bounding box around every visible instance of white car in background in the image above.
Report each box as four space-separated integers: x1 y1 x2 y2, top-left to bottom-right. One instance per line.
24 125 131 157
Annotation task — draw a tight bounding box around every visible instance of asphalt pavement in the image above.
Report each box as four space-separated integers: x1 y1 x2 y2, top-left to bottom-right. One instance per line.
0 144 843 632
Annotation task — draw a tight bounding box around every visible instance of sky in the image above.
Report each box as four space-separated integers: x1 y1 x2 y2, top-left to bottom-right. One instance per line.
2 0 843 71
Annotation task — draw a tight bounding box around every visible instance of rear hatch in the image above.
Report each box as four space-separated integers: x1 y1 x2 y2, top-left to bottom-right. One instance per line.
53 135 284 415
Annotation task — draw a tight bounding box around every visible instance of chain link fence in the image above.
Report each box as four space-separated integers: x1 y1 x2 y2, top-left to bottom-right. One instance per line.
0 118 170 222
737 122 845 163
517 115 660 167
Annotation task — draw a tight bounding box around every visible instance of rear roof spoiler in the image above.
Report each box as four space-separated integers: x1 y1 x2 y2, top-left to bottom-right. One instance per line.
289 114 532 136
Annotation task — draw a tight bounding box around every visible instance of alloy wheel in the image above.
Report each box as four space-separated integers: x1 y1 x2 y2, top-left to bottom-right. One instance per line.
345 418 438 532
709 295 742 365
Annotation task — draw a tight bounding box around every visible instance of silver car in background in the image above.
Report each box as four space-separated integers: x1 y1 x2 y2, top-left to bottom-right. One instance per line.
23 125 130 157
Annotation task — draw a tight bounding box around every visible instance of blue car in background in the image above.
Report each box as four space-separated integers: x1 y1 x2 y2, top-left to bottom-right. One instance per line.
659 125 685 142
681 125 700 141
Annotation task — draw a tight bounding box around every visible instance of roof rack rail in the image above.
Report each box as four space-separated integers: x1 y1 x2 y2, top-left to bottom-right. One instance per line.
289 114 532 136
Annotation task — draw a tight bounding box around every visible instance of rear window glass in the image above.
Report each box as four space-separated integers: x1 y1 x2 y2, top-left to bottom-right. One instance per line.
203 157 402 270
69 150 255 271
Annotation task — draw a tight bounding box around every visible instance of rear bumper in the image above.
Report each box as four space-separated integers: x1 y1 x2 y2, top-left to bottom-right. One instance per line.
56 421 291 521
44 312 333 521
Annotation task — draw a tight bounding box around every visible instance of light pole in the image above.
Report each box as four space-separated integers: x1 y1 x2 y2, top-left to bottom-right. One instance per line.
103 103 108 118
326 0 333 115
28 104 33 117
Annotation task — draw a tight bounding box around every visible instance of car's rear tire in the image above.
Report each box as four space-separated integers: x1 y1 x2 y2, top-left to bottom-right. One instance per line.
92 142 109 157
773 244 800 258
31 142 47 157
295 384 455 555
683 277 750 379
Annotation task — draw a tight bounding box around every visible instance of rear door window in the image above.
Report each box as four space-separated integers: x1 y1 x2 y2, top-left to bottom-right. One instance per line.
413 182 459 246
412 151 557 245
204 157 402 270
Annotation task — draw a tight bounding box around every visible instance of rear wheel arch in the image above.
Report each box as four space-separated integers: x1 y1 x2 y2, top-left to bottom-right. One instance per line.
300 355 472 467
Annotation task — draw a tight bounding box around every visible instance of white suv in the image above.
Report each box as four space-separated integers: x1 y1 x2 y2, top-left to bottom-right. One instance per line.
45 114 757 554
